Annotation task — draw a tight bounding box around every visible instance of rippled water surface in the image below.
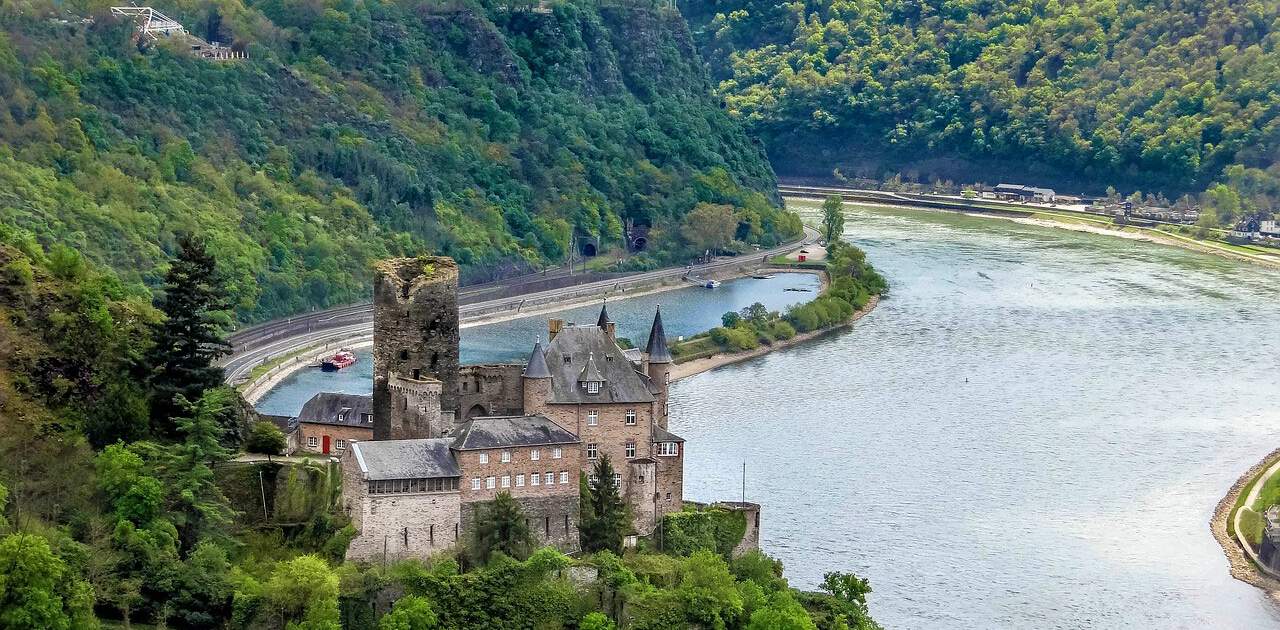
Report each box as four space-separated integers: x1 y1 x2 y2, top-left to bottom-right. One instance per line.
673 201 1280 628
255 273 820 416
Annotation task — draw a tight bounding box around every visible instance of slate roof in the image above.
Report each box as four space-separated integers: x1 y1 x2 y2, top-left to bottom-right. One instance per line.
260 413 298 434
645 307 672 364
350 439 460 480
524 340 551 378
578 353 605 383
544 325 655 404
297 393 374 427
652 424 686 444
451 415 580 450
597 302 611 327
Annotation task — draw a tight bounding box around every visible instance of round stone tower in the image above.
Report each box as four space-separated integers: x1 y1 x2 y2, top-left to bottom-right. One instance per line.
372 257 460 439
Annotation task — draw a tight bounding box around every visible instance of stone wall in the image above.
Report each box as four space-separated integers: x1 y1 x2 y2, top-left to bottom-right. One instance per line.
461 493 581 553
373 257 460 439
713 502 761 557
341 448 462 563
459 364 525 419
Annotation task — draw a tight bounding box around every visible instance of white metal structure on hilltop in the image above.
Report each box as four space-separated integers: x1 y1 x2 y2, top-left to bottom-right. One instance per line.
109 6 187 41
109 5 246 60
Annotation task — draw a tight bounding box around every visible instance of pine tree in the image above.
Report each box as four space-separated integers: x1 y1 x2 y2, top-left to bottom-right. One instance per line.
146 235 232 437
472 492 533 563
580 455 628 554
166 389 237 554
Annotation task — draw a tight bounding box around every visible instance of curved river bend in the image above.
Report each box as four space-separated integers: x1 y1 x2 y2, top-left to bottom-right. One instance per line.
674 201 1280 628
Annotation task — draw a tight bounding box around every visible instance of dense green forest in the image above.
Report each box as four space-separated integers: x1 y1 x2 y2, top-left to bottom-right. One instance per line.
0 223 880 628
680 0 1280 224
0 0 797 322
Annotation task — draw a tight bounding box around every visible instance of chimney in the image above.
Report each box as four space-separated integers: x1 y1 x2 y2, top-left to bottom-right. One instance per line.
548 318 564 340
604 320 617 341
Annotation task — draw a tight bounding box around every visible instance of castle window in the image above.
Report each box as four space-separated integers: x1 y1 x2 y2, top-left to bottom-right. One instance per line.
657 442 679 457
586 381 600 394
637 473 645 484
307 436 318 448
586 443 598 460
553 447 562 459
501 475 510 489
338 408 349 422
531 472 541 486
612 473 622 488
501 450 511 463
471 478 481 490
412 369 421 380
479 452 489 464
563 355 571 364
560 471 569 484
625 409 636 425
545 472 555 485
587 411 598 426
400 349 409 360
589 474 599 486
430 353 439 370
625 442 635 458
486 476 496 489
531 449 540 461
516 474 525 487
336 439 347 451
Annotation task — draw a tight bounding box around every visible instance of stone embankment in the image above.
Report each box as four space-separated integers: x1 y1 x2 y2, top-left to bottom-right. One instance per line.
1211 446 1280 594
670 294 879 383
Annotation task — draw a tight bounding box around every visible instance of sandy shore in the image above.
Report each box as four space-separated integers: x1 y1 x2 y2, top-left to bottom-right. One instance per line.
670 294 878 383
1211 446 1280 596
1006 216 1280 268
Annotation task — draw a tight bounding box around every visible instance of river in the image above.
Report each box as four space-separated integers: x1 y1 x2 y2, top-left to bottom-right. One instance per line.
254 272 821 416
674 200 1280 628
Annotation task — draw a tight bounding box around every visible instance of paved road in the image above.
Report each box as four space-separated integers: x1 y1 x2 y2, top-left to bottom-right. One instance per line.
221 227 818 384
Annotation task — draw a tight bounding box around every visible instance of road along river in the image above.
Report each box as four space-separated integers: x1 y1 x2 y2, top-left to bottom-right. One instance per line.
254 272 822 416
672 199 1280 628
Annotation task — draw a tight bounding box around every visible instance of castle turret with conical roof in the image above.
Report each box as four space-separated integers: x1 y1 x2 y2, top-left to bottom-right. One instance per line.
645 307 672 427
597 301 616 341
522 339 552 415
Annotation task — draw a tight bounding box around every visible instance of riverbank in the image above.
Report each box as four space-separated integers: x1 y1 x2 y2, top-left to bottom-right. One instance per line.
1213 447 1280 595
239 264 818 405
670 294 879 383
784 193 1280 269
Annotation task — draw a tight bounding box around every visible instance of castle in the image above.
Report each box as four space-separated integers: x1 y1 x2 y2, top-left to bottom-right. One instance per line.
339 257 685 561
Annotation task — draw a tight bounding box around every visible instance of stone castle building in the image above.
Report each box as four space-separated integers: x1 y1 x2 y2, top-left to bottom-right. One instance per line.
340 257 685 563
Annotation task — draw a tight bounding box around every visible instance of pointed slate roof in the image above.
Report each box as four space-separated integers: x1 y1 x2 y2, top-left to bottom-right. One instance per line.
645 307 672 364
542 325 654 404
578 352 605 383
597 301 611 327
524 340 551 379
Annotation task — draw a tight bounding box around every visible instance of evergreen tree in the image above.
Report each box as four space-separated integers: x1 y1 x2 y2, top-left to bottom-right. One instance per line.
165 388 237 554
472 492 533 563
580 455 628 554
146 235 232 437
821 195 845 245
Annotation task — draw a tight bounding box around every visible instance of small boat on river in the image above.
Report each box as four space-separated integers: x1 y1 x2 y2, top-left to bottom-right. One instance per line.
321 350 358 372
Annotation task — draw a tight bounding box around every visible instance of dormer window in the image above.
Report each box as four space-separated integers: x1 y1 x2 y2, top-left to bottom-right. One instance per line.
586 381 600 394
338 408 350 422
563 355 571 364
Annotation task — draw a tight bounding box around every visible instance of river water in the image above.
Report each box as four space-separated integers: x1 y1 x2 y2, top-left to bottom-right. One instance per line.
675 200 1280 628
254 273 821 416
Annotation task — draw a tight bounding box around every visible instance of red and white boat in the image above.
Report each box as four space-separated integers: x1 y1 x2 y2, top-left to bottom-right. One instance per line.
321 350 357 372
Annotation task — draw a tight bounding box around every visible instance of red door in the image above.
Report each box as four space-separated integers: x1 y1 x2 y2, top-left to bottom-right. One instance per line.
322 435 331 454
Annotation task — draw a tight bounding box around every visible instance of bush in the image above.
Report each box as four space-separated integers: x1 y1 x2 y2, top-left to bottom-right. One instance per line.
245 421 288 456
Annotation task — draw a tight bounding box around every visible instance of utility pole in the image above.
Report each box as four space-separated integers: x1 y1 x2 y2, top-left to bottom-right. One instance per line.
742 461 746 505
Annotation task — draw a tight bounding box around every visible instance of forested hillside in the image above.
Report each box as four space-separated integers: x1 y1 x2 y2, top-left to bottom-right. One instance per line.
0 0 794 322
681 0 1280 220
